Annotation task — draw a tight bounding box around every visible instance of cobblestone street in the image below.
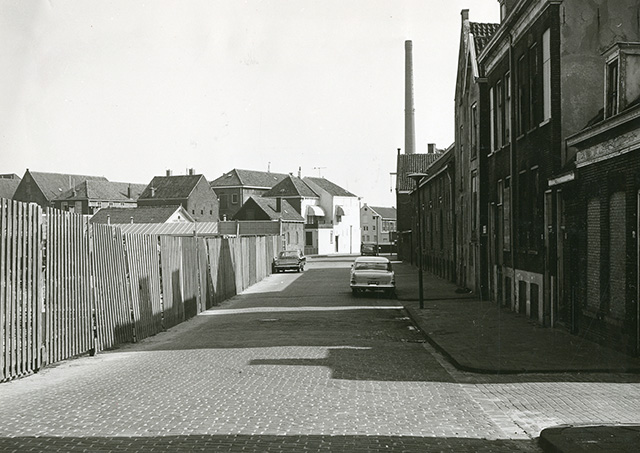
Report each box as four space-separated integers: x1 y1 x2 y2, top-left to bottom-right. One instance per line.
1 258 639 452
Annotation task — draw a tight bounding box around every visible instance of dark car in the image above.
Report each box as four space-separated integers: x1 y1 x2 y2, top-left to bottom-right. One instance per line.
272 250 306 273
360 243 378 256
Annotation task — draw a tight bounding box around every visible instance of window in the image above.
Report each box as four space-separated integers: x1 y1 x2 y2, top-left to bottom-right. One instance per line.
542 29 551 121
489 86 495 151
529 43 539 129
503 179 511 251
471 103 478 158
505 73 511 142
517 55 527 135
471 172 478 233
606 58 619 117
231 193 239 204
496 79 503 148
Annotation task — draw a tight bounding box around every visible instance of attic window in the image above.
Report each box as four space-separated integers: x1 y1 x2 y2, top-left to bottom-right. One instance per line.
605 58 619 118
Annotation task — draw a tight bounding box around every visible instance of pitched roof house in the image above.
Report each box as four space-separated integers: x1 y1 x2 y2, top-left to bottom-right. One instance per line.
53 180 147 215
137 172 219 222
13 170 108 208
0 174 21 200
210 168 289 220
233 196 304 222
90 205 194 225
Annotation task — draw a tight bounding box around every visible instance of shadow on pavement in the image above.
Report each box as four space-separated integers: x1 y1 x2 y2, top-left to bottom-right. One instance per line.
0 435 541 452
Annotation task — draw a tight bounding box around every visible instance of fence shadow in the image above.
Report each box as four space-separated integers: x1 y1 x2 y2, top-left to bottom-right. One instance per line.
0 434 541 452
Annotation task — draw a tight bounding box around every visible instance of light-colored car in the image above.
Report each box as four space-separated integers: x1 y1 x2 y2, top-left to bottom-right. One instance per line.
350 256 395 297
272 250 306 273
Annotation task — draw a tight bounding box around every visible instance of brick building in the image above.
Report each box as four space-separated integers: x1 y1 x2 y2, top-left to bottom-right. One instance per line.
563 41 640 353
412 146 456 281
395 148 443 262
477 0 640 333
137 171 219 222
210 169 288 220
454 11 499 296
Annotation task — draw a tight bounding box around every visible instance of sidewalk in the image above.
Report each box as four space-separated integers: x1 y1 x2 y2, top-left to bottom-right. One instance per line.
392 260 640 453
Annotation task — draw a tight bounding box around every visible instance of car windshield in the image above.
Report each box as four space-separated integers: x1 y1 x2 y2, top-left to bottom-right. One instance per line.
354 262 391 271
279 251 299 258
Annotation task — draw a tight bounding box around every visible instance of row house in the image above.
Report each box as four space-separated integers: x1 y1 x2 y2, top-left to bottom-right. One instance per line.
454 12 499 298
395 148 443 262
412 146 456 281
562 42 640 353
444 0 640 353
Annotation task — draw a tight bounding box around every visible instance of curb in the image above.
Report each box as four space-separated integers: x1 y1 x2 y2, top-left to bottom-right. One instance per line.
403 305 640 375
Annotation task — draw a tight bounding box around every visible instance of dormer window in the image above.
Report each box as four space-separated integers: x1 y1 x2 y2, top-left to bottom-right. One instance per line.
605 58 619 118
602 42 640 120
500 2 507 22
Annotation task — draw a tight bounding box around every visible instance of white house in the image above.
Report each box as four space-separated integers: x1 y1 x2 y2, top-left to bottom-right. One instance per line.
262 175 361 255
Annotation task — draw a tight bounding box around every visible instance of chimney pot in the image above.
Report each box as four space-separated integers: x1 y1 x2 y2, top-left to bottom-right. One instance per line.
188 168 195 176
150 187 155 197
428 143 436 154
166 169 172 176
276 198 282 212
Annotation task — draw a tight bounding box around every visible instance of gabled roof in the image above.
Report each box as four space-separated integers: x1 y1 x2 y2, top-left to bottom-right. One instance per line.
262 175 319 198
138 175 203 200
369 206 397 220
90 205 193 224
470 22 500 55
396 152 444 193
237 196 304 221
55 180 146 202
210 169 289 188
27 171 108 201
304 177 356 197
421 145 454 184
0 178 21 199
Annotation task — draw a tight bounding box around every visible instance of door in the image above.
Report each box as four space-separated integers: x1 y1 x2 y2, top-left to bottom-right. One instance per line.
543 190 555 327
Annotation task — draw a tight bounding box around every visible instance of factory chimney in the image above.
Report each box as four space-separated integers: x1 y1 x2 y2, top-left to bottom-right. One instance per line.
404 40 416 155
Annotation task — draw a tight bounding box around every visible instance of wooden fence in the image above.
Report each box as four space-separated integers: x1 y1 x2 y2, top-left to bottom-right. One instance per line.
1 199 280 382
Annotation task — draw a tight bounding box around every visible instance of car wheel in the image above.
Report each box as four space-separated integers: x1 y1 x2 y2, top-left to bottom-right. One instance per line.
352 288 359 297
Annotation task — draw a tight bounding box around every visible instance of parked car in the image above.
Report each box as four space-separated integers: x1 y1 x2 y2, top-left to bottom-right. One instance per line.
350 256 395 297
360 243 378 256
272 250 306 273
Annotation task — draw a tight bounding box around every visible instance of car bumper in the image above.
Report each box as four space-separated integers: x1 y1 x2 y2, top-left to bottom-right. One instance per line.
273 264 302 271
350 283 395 290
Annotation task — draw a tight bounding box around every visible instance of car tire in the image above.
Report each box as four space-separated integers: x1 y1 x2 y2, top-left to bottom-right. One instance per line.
352 288 359 297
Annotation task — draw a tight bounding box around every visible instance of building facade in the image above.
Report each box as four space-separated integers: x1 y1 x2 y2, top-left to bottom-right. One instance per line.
454 11 498 297
210 169 288 220
137 172 219 222
477 0 640 332
563 41 640 354
360 205 397 250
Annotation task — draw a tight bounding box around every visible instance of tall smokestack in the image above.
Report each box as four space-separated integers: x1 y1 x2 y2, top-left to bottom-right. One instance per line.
405 40 416 155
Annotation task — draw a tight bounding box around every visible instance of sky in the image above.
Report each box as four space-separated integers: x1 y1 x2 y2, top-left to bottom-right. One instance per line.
0 0 500 208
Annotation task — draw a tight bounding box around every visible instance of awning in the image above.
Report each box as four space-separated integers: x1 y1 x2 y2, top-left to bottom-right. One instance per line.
306 205 325 216
335 206 345 216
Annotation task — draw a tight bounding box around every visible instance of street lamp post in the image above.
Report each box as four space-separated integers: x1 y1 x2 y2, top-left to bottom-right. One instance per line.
408 172 427 309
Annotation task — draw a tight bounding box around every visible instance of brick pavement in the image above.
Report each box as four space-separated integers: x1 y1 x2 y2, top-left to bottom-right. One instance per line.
392 258 640 452
0 260 543 452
